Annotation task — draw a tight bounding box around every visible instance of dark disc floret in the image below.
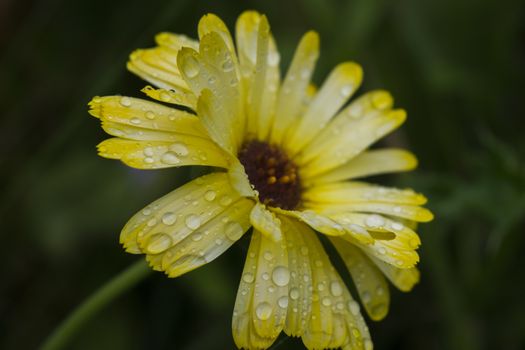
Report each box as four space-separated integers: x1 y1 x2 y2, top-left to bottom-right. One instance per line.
238 140 302 210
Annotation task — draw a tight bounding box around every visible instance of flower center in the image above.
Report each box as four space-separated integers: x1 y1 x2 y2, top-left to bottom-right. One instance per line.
238 140 301 210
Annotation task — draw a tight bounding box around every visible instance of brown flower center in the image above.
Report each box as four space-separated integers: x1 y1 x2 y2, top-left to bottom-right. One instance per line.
238 140 301 210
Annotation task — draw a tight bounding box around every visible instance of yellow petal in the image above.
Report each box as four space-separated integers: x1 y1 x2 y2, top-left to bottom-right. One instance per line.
301 227 370 349
286 62 363 155
127 46 190 91
236 11 280 141
297 90 404 177
275 208 346 236
270 31 319 145
330 237 390 321
232 230 288 348
155 32 199 51
96 137 229 169
368 254 420 292
119 173 238 254
161 197 254 277
198 13 236 56
88 96 207 137
310 200 434 223
307 148 417 185
332 213 421 246
178 38 242 153
280 217 313 337
303 182 427 206
140 85 197 110
250 203 283 241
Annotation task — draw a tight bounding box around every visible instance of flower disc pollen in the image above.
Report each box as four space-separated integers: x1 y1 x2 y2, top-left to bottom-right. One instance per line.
238 140 301 210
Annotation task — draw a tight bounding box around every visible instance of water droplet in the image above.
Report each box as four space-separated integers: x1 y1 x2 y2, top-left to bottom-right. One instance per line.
391 222 404 231
161 212 176 225
330 281 343 296
300 246 309 256
145 111 155 120
365 214 385 228
317 283 325 291
225 221 243 241
147 218 157 227
362 291 371 303
371 303 387 317
290 288 300 300
169 143 189 156
348 300 360 315
378 247 387 255
146 233 172 254
340 85 353 97
263 251 273 261
322 297 332 307
204 190 216 201
130 117 141 125
336 302 345 310
144 157 154 164
207 76 217 84
161 152 180 165
120 96 131 107
143 147 154 157
272 266 290 287
267 51 279 66
221 59 233 72
181 56 200 78
277 296 289 309
242 272 254 283
185 214 201 230
191 232 203 241
215 238 223 245
142 208 152 216
255 302 272 320
159 91 171 102
219 195 232 206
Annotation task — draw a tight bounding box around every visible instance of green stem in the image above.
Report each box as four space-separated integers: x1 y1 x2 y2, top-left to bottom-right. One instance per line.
41 260 152 350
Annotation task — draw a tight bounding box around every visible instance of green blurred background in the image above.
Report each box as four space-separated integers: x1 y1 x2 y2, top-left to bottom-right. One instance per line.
2 0 525 349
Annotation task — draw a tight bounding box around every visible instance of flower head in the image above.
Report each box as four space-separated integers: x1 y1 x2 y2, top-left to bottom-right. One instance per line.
90 11 432 350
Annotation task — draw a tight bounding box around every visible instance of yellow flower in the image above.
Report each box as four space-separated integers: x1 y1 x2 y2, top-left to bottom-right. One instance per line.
89 11 432 350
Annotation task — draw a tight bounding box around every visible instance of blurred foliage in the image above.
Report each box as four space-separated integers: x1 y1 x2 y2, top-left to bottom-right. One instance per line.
1 0 525 349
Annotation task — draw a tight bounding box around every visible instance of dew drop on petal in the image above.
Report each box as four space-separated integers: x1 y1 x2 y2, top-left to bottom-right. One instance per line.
130 117 141 125
348 300 360 315
330 281 343 297
289 288 300 300
219 195 232 206
340 85 353 97
255 302 272 320
185 214 201 230
225 221 244 241
161 212 177 225
272 266 290 287
191 232 203 242
391 222 404 231
322 297 332 307
145 111 155 120
242 272 254 283
204 190 216 201
120 96 131 107
145 233 172 254
181 56 200 78
161 152 180 165
278 296 289 309
170 143 189 156
365 214 385 228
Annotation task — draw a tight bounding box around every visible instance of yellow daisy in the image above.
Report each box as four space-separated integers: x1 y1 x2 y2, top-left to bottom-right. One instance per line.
90 11 432 350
